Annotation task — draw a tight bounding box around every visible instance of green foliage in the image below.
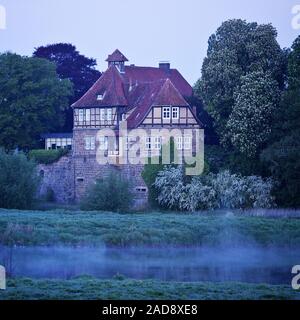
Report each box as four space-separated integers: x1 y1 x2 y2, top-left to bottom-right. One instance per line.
260 35 300 207
142 158 164 208
154 167 274 211
226 71 280 157
0 53 73 150
0 209 299 247
28 149 69 164
0 150 39 209
33 43 101 131
1 277 297 300
195 19 286 141
80 171 133 212
261 131 300 208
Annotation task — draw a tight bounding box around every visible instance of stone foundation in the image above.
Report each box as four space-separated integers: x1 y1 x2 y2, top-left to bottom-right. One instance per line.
37 153 149 209
37 155 74 204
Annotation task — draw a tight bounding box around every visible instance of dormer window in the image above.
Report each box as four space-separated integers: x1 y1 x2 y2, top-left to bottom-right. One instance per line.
97 94 104 101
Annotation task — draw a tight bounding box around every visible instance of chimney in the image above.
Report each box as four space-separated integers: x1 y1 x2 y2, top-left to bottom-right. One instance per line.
159 61 170 72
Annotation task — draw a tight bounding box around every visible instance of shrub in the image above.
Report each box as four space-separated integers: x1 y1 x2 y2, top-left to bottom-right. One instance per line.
80 171 133 212
207 171 274 209
154 167 274 211
28 149 69 165
0 150 40 209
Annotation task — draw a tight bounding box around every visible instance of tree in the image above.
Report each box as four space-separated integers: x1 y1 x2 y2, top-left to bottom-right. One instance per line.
260 35 300 207
194 19 286 140
33 44 101 131
80 171 133 212
0 149 40 209
226 71 280 157
0 53 73 150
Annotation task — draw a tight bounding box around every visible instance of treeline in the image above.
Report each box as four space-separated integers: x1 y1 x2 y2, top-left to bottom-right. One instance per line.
0 44 101 150
193 19 300 208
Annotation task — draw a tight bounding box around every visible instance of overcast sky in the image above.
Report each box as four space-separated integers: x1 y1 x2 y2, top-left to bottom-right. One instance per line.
0 0 299 85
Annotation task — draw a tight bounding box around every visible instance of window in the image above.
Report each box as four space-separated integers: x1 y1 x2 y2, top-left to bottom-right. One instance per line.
100 109 106 121
79 109 84 122
163 107 171 119
176 136 192 150
145 137 151 150
97 94 103 101
99 136 108 150
154 137 162 150
107 109 112 121
85 109 91 122
172 107 179 119
84 136 95 150
135 186 148 193
100 108 113 122
184 136 192 150
176 136 183 150
78 109 90 123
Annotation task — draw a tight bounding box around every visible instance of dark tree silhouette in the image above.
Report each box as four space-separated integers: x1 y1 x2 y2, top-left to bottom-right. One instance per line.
33 43 101 131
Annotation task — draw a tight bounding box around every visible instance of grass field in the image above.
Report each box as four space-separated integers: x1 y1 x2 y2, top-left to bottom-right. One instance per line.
0 277 299 300
0 208 300 247
0 208 299 300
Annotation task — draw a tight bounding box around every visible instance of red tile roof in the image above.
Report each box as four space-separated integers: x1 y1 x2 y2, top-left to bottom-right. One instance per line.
72 51 198 128
106 49 128 62
72 66 127 107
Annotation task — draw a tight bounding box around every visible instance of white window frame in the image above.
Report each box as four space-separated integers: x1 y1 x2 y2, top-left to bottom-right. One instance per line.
107 108 112 121
163 107 171 119
78 109 90 123
85 109 91 122
172 107 179 119
100 109 106 121
78 109 84 122
184 136 192 150
99 136 108 150
145 137 152 150
84 136 95 150
154 137 162 150
176 136 183 150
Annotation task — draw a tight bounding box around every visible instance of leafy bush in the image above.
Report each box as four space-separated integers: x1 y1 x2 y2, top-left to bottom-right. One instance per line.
80 171 133 212
29 149 69 164
154 167 274 211
0 150 40 209
208 171 274 209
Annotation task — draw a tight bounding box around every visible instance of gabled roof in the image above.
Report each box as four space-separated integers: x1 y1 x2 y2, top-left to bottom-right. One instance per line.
106 49 128 62
71 50 200 128
72 66 128 108
124 65 192 97
153 79 189 106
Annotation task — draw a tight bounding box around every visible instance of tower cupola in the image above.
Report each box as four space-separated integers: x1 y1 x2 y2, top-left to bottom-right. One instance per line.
106 49 128 73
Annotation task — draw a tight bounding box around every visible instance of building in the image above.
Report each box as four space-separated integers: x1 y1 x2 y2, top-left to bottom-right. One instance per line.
40 50 203 207
41 133 73 150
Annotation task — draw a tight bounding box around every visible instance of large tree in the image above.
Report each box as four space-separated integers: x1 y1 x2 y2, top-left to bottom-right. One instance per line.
195 19 286 140
226 71 280 157
33 44 101 131
261 35 300 207
0 53 73 150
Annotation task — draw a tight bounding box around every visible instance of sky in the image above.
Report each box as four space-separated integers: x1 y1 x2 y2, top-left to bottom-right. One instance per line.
0 0 299 85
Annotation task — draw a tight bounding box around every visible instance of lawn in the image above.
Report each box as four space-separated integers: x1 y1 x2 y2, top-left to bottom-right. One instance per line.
0 277 299 300
0 208 299 247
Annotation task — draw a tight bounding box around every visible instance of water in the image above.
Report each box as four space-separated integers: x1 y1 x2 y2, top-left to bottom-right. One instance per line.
0 245 299 284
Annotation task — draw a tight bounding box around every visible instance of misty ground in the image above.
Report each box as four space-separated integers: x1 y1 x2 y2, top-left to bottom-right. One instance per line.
0 208 299 300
